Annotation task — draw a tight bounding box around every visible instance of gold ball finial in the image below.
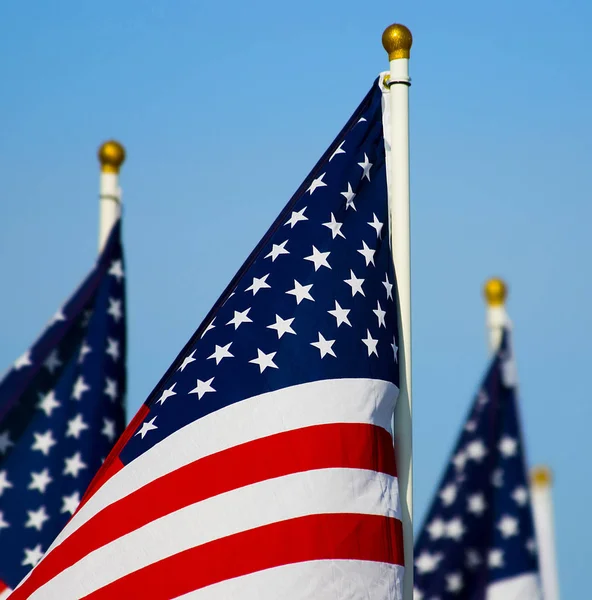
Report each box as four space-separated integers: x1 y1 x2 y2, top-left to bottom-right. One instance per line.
531 465 553 487
98 140 126 174
483 278 507 307
382 24 413 60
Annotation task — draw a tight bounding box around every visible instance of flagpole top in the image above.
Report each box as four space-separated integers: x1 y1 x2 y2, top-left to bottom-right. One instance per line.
382 24 413 60
98 140 126 174
531 465 553 488
483 278 507 307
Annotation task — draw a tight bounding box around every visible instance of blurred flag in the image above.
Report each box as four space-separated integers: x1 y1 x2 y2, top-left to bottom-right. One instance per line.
413 329 541 599
0 222 126 596
12 79 405 599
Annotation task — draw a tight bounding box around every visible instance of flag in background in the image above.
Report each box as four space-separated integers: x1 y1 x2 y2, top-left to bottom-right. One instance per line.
0 222 126 596
12 78 405 599
413 329 541 599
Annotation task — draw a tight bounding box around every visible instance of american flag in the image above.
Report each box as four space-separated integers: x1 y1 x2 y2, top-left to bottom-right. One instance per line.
12 78 405 599
414 329 541 599
0 223 126 597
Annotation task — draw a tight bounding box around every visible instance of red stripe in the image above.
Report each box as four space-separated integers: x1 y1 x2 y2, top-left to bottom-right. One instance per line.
13 422 395 599
83 513 404 600
0 580 8 592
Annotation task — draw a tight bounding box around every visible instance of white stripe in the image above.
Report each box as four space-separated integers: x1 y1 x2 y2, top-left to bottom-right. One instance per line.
48 378 397 550
175 560 405 600
30 468 400 600
487 573 542 600
0 587 12 599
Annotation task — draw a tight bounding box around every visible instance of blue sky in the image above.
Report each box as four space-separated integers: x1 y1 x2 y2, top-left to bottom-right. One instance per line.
0 0 590 595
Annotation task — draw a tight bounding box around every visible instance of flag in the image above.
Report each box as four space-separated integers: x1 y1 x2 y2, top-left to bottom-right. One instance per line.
413 329 541 599
12 78 405 599
0 222 126 597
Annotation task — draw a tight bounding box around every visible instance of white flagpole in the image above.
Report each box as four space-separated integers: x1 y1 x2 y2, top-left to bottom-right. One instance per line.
531 466 561 600
382 24 413 599
98 140 126 252
483 278 509 353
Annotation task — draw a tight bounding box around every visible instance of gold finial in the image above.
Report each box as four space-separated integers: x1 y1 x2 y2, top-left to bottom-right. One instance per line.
483 278 507 307
98 140 126 174
382 24 413 60
531 465 553 487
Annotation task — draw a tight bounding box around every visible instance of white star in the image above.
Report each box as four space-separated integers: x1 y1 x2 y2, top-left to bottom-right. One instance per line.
245 274 271 295
391 337 398 362
499 436 518 457
267 315 296 339
104 378 118 400
373 300 386 327
61 491 81 515
413 588 424 600
466 439 487 462
25 506 50 531
43 349 62 373
526 538 537 554
383 274 394 300
322 213 345 239
344 270 365 297
357 241 375 266
136 416 158 438
78 342 92 363
453 450 467 471
102 418 117 442
0 511 9 531
492 468 504 487
106 338 120 361
32 430 56 456
0 431 13 454
362 330 378 357
310 333 336 358
368 213 383 238
446 572 463 593
464 420 477 432
477 390 489 406
341 182 356 210
38 390 61 417
357 153 373 180
357 117 367 124
467 493 487 516
249 349 278 373
446 517 466 541
497 515 519 538
286 280 314 304
48 308 66 326
329 141 346 161
202 318 216 337
427 517 446 540
72 376 90 401
328 301 351 327
178 350 197 372
265 240 289 261
14 350 32 370
415 551 443 575
465 549 482 569
227 308 253 329
157 383 177 405
488 549 504 568
22 544 44 568
189 378 216 400
304 246 331 271
208 343 234 364
307 173 327 195
0 470 13 496
512 486 529 506
108 259 124 282
64 452 87 478
440 483 457 506
285 207 308 228
108 298 123 322
66 414 89 439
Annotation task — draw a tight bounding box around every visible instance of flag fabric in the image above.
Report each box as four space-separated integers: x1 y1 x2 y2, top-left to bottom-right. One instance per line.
0 223 126 597
12 78 405 599
413 329 541 599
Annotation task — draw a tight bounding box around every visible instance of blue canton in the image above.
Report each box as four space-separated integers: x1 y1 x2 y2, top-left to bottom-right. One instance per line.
0 222 126 588
121 80 400 463
414 329 540 599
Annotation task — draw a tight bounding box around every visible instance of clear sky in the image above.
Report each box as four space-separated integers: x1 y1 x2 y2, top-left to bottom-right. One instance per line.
0 0 590 595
